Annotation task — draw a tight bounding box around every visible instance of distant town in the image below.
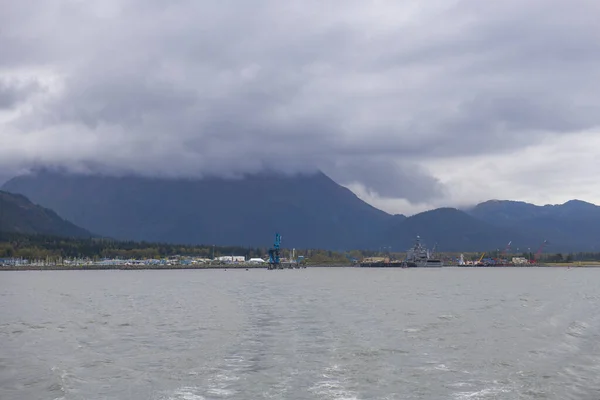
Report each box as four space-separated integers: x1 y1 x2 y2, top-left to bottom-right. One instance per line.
2 231 600 270
0 254 309 269
2 251 599 270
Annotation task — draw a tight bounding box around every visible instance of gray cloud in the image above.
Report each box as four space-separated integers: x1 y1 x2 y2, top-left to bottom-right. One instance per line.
0 79 43 109
2 0 600 208
323 158 446 202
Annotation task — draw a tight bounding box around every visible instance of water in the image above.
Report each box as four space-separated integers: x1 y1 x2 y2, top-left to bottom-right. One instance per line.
1 267 600 400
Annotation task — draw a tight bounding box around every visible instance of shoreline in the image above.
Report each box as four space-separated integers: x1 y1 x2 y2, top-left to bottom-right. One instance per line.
0 263 350 271
2 263 600 271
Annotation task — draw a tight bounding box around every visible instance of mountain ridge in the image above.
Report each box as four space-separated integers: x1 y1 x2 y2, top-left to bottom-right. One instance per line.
3 172 599 252
2 170 394 250
465 199 600 252
0 190 92 238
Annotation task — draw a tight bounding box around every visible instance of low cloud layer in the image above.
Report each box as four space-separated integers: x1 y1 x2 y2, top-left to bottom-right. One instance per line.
2 0 600 213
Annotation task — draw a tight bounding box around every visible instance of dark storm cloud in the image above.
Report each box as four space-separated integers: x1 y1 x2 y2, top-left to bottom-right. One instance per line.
2 0 600 204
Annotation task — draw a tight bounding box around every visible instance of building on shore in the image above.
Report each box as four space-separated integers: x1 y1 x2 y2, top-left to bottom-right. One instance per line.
216 255 245 263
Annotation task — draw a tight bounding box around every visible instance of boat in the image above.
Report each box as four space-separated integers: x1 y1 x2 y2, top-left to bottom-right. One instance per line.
403 236 443 268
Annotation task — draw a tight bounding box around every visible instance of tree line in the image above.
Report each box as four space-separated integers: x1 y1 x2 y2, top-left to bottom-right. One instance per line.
2 232 600 264
0 232 361 264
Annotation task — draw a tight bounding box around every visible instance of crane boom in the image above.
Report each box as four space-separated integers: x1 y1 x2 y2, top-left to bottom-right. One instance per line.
267 233 281 270
534 240 548 260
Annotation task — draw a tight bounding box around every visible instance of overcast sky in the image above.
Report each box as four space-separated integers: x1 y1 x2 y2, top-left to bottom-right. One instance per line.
2 0 600 215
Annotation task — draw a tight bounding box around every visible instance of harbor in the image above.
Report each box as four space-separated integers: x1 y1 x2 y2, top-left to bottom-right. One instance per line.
1 232 594 271
357 236 581 268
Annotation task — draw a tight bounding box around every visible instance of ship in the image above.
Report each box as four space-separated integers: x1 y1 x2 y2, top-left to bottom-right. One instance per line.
359 235 442 268
402 235 443 268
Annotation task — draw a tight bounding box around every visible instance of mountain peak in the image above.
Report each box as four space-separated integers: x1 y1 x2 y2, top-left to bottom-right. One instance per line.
562 199 597 208
473 199 532 208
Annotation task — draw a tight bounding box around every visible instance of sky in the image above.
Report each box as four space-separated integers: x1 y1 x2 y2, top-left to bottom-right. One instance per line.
2 0 600 215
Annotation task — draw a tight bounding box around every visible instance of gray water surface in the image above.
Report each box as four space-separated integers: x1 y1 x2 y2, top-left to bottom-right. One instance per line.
1 267 600 400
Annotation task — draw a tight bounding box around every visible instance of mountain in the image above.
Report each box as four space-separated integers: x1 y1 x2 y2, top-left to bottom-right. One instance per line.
0 190 92 237
2 170 395 250
3 170 600 252
468 200 543 224
467 199 600 252
381 208 528 252
468 199 600 222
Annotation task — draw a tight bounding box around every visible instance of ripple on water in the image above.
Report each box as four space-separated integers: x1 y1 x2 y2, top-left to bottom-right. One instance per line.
565 320 589 338
4 268 600 400
163 387 205 400
452 385 513 399
309 364 361 400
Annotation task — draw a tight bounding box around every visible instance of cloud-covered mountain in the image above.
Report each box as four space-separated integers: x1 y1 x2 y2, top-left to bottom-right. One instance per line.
2 170 395 250
4 170 600 253
3 1 600 214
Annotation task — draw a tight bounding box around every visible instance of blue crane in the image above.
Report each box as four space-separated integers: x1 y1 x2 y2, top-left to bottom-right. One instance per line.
268 233 281 270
